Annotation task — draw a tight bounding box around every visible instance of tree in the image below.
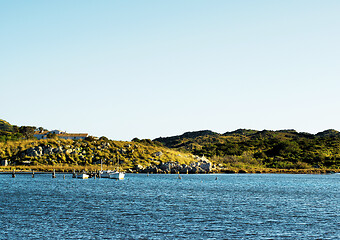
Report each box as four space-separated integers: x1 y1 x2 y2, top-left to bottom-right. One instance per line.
19 126 36 139
99 136 109 141
85 136 96 141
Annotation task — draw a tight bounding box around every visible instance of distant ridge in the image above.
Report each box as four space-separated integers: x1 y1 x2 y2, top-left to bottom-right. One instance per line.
154 130 219 147
315 129 340 137
154 128 340 148
223 129 259 136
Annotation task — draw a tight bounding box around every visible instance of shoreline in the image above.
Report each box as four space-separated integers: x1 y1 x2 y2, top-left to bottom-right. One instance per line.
0 168 338 175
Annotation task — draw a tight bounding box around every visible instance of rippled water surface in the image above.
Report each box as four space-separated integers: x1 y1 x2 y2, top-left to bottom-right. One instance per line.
0 173 339 239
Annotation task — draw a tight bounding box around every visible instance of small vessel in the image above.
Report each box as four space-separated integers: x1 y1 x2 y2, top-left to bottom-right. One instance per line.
99 169 125 180
77 173 89 179
109 171 125 180
99 158 125 180
99 170 115 178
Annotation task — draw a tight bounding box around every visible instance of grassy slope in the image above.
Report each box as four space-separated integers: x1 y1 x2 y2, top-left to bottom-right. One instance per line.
0 138 196 172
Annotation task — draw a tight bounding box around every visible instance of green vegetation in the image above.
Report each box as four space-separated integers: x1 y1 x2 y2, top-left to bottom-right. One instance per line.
0 119 36 141
0 137 195 172
1 119 339 173
0 119 194 171
154 129 340 170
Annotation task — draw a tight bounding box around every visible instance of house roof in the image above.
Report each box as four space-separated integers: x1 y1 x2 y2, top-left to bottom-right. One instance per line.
34 131 88 137
57 133 88 137
34 131 49 136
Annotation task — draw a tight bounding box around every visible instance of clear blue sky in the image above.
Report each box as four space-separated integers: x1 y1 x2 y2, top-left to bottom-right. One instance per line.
1 0 339 140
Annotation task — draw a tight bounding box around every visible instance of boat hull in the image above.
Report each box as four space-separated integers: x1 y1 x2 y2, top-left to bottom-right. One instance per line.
76 174 89 179
99 170 114 178
109 172 125 180
99 170 125 180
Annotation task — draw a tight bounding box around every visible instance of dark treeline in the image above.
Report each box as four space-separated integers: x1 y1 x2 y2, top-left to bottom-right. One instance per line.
0 119 37 141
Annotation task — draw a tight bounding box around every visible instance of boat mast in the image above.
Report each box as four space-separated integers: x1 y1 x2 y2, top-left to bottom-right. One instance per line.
100 159 103 172
117 155 119 171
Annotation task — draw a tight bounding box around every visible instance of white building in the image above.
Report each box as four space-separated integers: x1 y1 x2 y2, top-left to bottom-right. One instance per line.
34 130 88 140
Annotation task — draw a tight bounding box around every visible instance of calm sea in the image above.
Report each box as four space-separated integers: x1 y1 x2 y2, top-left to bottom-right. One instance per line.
0 173 339 239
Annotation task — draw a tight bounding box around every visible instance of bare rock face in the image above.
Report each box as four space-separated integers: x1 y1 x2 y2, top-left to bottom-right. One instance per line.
198 160 212 172
190 156 212 172
132 158 213 174
135 165 145 172
43 146 54 155
25 146 43 157
65 149 73 155
119 148 127 154
53 146 63 153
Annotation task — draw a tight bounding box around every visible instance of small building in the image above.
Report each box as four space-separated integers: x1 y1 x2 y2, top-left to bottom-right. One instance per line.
34 130 50 139
34 130 88 140
55 133 88 140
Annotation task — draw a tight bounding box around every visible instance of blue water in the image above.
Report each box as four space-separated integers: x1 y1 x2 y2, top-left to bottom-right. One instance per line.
0 173 339 239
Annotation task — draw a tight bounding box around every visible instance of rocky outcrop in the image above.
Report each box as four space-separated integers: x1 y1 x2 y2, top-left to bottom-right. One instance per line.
23 145 83 158
25 146 43 157
132 157 214 174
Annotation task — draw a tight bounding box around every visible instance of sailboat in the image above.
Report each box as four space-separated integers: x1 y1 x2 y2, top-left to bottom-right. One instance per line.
99 157 125 180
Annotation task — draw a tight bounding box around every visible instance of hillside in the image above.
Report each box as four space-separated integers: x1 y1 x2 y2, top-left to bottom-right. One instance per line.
154 130 220 149
0 138 200 172
1 118 339 172
0 119 13 132
0 119 40 141
154 129 340 169
0 119 201 173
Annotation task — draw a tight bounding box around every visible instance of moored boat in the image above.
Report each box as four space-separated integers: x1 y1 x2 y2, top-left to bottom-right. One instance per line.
99 170 125 180
99 170 114 178
109 171 125 180
99 158 125 180
77 173 89 179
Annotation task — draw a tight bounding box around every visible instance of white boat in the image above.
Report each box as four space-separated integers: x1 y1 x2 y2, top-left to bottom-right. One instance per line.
109 171 125 180
99 159 125 180
77 173 89 179
99 170 125 180
99 170 115 178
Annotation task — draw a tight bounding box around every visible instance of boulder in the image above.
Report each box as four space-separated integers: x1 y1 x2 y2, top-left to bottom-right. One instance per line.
119 148 127 154
65 149 73 155
130 158 213 174
199 160 212 172
43 146 53 155
135 164 145 172
26 147 43 157
153 151 163 157
53 147 63 153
